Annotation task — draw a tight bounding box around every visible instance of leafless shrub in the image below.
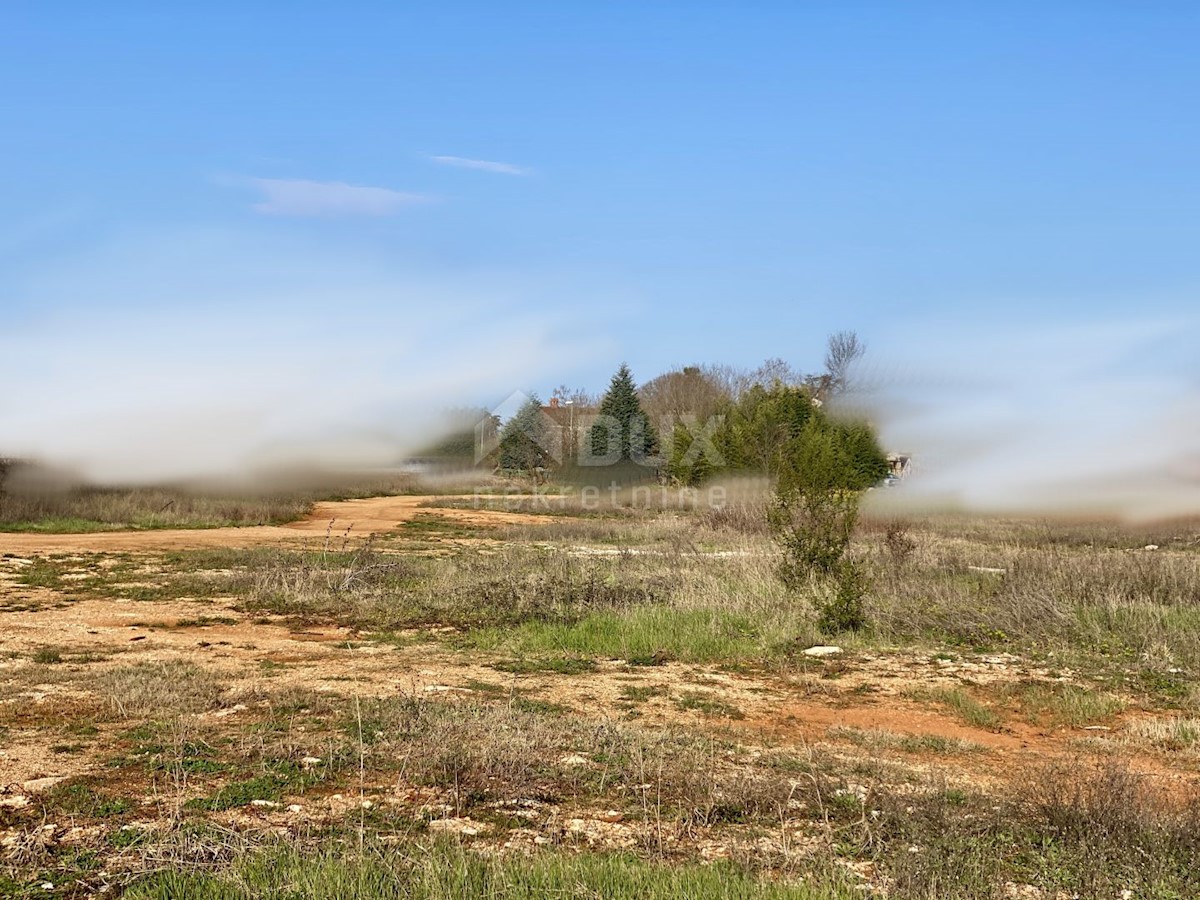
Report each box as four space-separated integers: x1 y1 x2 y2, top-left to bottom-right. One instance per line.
698 500 771 535
882 520 917 565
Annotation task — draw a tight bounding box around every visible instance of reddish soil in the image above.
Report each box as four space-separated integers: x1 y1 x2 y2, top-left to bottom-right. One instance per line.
0 495 547 555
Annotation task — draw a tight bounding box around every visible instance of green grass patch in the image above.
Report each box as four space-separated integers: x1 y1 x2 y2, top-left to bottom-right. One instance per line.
910 687 1003 730
619 684 669 703
45 781 134 818
123 840 851 899
1005 681 1126 728
674 690 745 720
466 607 766 665
185 762 317 812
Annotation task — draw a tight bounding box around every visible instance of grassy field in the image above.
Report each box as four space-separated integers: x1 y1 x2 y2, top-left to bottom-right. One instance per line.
2 488 1200 897
0 471 436 532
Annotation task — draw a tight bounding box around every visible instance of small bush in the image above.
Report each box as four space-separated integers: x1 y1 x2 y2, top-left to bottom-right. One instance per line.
816 562 869 634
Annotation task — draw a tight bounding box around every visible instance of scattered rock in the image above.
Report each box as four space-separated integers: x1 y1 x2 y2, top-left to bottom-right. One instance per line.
427 816 489 836
21 777 65 793
802 645 843 658
1002 882 1045 899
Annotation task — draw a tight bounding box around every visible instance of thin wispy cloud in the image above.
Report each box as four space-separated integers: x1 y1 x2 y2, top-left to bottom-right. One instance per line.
428 155 530 176
240 177 429 217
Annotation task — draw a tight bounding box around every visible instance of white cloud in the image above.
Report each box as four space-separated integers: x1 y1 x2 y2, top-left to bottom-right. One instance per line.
243 177 429 217
864 315 1200 521
0 228 608 483
428 155 530 176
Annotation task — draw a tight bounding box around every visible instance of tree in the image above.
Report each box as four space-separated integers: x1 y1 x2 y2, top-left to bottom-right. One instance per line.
588 364 658 464
824 331 865 394
550 384 597 408
769 418 871 634
498 395 550 472
667 380 817 484
638 366 731 427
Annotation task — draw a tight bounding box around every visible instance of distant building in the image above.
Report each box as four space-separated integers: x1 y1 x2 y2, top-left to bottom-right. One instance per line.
887 453 913 478
541 397 597 467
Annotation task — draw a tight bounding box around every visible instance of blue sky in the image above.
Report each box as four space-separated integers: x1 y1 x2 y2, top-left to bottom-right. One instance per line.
4 3 1200 490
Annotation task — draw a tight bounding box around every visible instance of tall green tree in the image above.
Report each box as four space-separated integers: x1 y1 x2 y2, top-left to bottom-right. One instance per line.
498 395 550 472
588 364 658 464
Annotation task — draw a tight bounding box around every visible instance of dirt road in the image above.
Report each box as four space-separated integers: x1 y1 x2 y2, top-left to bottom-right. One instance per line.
0 495 545 555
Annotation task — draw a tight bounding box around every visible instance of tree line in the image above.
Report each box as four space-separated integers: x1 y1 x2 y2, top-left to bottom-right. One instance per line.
473 331 888 493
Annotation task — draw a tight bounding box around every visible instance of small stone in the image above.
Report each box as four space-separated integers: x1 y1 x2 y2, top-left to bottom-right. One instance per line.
427 817 489 836
1145 544 1160 551
802 645 843 658
250 799 280 808
22 777 66 793
287 804 304 813
598 810 624 823
559 753 590 767
301 756 322 767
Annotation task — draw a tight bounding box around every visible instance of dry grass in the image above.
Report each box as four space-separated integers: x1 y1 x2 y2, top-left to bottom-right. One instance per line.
10 498 1200 896
0 468 440 532
1125 716 1200 751
861 515 1200 674
97 659 226 718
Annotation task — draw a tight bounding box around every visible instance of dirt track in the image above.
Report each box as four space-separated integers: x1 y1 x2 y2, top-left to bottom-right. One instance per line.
0 495 546 555
0 497 1195 822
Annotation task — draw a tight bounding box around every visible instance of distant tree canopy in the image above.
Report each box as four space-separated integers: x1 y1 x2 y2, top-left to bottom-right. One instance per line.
498 395 551 472
667 379 888 490
588 364 658 463
824 330 865 395
638 366 733 426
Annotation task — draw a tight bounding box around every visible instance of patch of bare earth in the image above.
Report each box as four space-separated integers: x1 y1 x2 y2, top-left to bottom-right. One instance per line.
1 499 1197 898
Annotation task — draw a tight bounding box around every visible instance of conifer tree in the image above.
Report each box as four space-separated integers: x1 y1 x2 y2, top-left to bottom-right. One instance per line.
498 395 550 472
588 364 658 463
